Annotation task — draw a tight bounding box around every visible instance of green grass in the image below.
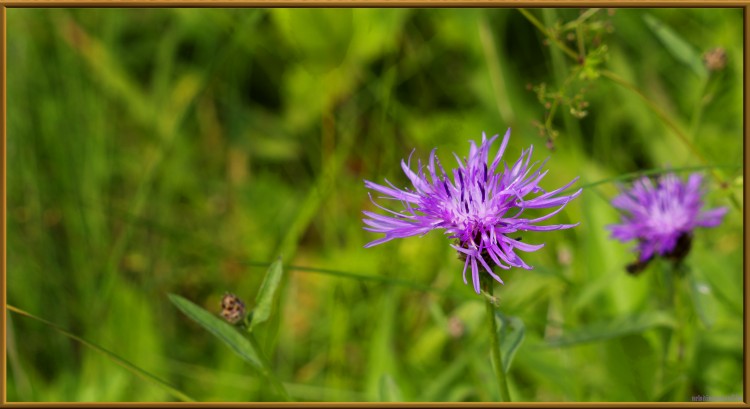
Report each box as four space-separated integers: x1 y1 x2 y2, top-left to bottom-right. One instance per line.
7 8 743 402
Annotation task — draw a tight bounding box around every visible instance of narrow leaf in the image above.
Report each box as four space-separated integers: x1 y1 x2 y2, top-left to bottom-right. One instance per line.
378 374 404 402
495 313 526 374
168 293 264 373
249 257 284 331
688 274 716 329
643 14 707 79
7 304 195 402
546 312 675 348
420 350 473 401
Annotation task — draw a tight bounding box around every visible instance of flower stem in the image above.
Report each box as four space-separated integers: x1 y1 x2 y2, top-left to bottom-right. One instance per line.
484 282 511 402
655 260 675 398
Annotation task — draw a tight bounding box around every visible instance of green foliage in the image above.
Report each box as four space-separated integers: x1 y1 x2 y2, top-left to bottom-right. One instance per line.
248 258 284 331
7 305 195 402
168 294 265 372
495 313 526 374
545 312 675 348
7 7 742 403
642 13 707 80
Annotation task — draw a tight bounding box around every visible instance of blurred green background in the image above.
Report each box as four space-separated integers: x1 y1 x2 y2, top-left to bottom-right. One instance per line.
7 8 743 402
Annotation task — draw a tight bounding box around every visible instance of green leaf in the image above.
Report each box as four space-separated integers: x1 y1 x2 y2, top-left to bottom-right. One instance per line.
688 273 716 329
7 304 195 402
495 313 526 374
643 14 707 79
168 293 264 373
249 257 284 331
378 374 404 402
546 312 676 348
420 349 473 401
271 9 354 74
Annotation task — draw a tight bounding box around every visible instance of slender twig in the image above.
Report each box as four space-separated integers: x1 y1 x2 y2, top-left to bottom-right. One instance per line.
7 305 196 402
517 8 742 212
518 9 578 61
483 281 511 402
246 332 293 402
567 164 742 194
600 71 706 165
601 70 741 212
479 16 515 124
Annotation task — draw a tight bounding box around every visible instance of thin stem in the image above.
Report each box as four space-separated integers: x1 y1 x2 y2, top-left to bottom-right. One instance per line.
7 305 196 402
518 9 578 60
517 6 741 212
687 74 712 141
569 163 742 194
484 281 511 402
247 332 293 402
670 268 691 401
601 70 706 165
655 260 675 399
479 16 515 124
600 70 741 212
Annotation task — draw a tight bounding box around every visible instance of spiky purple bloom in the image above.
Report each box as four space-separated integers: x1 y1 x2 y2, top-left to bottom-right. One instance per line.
362 129 581 294
608 172 727 264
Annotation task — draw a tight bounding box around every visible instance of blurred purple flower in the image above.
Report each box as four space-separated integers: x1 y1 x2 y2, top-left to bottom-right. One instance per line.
362 129 581 294
608 172 727 266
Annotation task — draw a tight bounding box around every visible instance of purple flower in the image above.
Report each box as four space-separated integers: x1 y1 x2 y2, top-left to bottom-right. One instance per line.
608 172 727 267
362 129 582 294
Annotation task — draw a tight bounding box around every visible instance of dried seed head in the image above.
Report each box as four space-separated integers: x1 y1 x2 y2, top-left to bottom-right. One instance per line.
220 292 246 325
703 47 727 71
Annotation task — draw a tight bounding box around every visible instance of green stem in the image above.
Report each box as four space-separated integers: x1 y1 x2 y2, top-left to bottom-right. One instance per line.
484 282 511 402
247 332 293 402
687 74 711 142
517 6 742 213
599 70 741 212
479 16 515 124
518 9 578 60
8 305 196 402
670 269 690 401
655 260 675 399
655 260 693 401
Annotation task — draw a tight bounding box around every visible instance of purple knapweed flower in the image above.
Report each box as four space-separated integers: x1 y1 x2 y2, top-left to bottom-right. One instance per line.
608 172 727 270
362 129 582 294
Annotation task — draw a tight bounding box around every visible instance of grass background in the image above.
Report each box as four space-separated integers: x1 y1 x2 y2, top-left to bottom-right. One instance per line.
6 7 744 402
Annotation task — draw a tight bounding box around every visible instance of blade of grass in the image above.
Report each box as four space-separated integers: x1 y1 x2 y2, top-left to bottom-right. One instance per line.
165 359 366 401
168 294 264 371
7 313 33 401
479 15 515 124
546 311 675 348
167 294 291 401
495 313 526 374
642 13 707 79
248 258 284 332
273 115 355 261
366 288 399 401
378 374 404 402
7 304 195 402
566 163 742 195
242 261 474 301
420 347 474 401
601 69 741 212
57 13 209 312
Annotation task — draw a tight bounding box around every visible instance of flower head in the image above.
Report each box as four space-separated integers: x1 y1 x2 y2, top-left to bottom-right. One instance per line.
362 129 581 294
608 172 727 268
